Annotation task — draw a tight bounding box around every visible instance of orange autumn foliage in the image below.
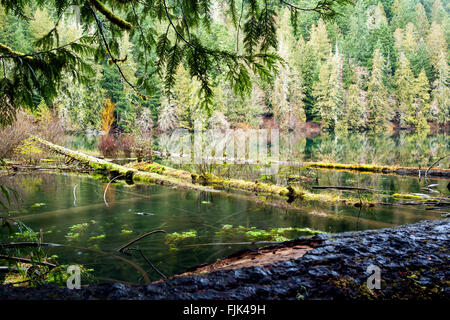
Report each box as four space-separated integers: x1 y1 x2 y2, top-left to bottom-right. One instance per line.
101 98 115 135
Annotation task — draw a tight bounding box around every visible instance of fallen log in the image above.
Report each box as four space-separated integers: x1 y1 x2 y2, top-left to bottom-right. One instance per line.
29 137 385 208
304 162 450 178
140 150 450 178
30 136 216 193
31 137 307 203
312 186 375 192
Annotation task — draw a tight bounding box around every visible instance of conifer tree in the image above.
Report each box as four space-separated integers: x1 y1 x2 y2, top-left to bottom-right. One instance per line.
427 22 447 76
344 83 366 131
172 65 203 130
297 36 319 121
402 23 418 57
430 50 449 124
30 7 54 40
309 19 331 63
345 1 371 66
405 68 430 131
414 3 429 39
391 0 416 29
431 0 444 24
409 38 432 78
394 53 415 126
312 52 343 131
367 49 390 130
271 8 305 130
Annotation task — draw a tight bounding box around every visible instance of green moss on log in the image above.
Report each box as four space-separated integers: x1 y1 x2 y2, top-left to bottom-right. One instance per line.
89 0 133 30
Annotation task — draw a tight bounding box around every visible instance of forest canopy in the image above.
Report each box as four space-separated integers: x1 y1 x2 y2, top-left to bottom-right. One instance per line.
0 0 448 133
0 0 352 127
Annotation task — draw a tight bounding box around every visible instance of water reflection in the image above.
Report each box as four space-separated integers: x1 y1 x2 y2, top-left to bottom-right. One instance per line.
67 131 449 168
0 172 444 283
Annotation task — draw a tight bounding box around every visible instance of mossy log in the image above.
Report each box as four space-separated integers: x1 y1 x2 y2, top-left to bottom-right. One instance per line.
32 137 378 207
151 151 450 178
303 162 450 178
30 136 214 193
127 161 306 202
126 161 375 206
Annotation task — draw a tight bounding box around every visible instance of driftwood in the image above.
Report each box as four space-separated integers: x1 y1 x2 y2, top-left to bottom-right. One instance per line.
30 136 216 193
65 244 151 284
103 174 124 207
0 254 57 268
116 231 168 280
0 242 62 249
140 150 450 178
425 154 450 180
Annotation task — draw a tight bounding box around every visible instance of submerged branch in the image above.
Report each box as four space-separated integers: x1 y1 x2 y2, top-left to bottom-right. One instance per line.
0 254 57 268
117 230 167 253
104 174 123 207
127 248 167 279
425 154 450 180
182 241 284 247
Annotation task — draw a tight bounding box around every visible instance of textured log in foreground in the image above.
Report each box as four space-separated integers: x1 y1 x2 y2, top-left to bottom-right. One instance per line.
1 219 448 300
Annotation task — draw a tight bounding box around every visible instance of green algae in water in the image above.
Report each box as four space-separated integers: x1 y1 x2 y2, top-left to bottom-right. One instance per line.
215 225 324 242
121 224 133 234
65 232 80 241
31 202 46 208
165 230 197 250
1 171 444 284
89 234 106 241
69 223 89 232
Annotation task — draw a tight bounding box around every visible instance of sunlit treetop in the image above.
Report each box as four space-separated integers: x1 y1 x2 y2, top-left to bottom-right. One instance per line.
0 0 353 126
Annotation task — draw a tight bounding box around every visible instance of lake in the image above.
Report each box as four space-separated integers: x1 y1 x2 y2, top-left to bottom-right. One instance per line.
1 168 446 284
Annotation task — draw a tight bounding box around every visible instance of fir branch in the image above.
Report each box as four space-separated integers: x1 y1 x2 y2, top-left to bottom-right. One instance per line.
89 4 149 100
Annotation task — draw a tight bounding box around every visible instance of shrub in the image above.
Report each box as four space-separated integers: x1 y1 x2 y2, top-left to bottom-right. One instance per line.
132 137 153 162
118 134 135 158
13 137 43 164
36 113 66 145
98 135 118 158
0 112 34 158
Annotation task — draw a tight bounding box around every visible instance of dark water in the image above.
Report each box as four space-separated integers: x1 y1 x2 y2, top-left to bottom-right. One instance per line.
0 171 445 284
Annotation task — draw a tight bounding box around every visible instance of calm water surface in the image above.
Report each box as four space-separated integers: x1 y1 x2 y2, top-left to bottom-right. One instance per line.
1 171 446 284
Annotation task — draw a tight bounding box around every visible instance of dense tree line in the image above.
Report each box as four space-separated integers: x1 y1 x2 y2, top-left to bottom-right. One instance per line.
0 0 448 134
